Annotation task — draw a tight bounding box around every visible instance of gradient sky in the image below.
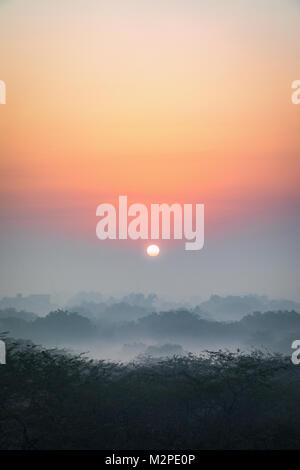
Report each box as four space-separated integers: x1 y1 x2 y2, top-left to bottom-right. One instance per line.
0 0 299 300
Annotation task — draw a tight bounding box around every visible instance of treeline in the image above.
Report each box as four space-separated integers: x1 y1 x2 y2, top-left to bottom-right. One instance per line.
0 340 300 450
2 293 300 322
0 308 300 353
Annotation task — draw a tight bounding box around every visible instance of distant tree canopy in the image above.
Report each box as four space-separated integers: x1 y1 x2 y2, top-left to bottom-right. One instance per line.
0 308 300 353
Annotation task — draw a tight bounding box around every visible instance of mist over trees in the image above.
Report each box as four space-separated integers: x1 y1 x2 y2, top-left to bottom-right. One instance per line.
0 293 300 358
1 292 300 450
0 299 299 358
4 291 300 321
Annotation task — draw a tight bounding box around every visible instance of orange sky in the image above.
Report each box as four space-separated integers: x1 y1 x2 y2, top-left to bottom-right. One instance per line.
0 0 299 239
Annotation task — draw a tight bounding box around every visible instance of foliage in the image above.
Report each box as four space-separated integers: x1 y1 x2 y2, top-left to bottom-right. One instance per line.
0 340 299 450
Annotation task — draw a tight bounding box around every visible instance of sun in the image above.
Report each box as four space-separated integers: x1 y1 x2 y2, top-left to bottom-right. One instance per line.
146 244 160 257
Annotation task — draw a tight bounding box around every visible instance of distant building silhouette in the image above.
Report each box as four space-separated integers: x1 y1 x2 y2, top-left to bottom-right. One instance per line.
0 294 54 315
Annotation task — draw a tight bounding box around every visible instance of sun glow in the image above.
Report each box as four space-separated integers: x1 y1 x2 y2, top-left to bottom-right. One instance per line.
146 244 160 257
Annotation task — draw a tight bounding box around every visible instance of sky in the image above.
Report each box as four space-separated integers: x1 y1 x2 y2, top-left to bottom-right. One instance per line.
0 0 299 300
